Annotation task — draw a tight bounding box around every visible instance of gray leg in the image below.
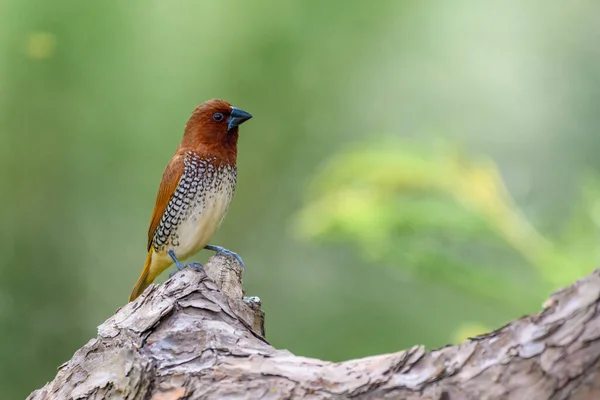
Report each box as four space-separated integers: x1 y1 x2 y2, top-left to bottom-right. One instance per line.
204 244 245 269
168 249 204 277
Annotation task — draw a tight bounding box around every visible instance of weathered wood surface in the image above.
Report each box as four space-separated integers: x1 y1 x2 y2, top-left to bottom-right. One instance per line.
29 257 600 399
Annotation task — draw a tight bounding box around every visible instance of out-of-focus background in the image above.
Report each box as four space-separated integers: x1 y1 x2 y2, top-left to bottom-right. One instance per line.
1 1 600 397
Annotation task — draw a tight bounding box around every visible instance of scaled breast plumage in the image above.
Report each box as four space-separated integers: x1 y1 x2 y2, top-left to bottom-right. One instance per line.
152 151 237 253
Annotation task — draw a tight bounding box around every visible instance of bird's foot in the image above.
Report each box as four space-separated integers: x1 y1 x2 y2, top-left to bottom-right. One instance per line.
204 244 245 269
168 249 204 277
168 262 204 278
168 249 186 270
185 262 205 272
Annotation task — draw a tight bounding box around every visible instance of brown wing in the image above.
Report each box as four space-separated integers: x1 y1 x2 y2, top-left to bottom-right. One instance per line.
147 154 185 251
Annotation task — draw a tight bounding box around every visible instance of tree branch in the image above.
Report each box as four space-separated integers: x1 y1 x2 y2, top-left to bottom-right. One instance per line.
29 257 600 399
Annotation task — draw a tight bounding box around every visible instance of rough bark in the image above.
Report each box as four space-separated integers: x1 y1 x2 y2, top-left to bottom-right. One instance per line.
29 256 600 400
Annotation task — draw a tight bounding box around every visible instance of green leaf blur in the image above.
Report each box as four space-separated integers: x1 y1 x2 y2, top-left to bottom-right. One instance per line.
294 139 598 308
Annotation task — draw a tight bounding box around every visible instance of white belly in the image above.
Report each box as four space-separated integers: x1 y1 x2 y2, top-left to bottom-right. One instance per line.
173 185 233 259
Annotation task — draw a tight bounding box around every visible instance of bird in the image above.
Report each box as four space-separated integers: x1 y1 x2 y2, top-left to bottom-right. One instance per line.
129 99 252 301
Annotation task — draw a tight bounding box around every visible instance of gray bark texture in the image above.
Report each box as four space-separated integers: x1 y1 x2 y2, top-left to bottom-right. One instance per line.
29 256 600 400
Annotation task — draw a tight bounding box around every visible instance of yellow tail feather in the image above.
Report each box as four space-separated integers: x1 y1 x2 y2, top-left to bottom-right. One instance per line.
129 250 154 302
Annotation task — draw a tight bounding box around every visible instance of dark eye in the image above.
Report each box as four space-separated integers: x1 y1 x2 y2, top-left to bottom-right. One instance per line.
212 112 225 122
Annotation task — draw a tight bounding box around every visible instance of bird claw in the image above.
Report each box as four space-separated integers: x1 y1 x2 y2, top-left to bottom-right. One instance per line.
186 262 205 272
169 262 204 278
204 244 245 270
168 248 204 277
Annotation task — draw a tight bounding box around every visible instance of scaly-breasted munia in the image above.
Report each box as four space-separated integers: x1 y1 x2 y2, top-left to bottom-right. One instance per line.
129 99 252 301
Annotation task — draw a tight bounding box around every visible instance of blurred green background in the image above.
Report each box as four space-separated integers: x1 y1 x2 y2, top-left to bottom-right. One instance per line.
1 1 600 398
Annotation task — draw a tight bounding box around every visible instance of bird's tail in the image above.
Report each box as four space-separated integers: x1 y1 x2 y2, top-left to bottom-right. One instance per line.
129 250 154 302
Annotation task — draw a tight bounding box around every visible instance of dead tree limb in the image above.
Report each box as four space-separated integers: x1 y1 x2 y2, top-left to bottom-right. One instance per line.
28 256 600 400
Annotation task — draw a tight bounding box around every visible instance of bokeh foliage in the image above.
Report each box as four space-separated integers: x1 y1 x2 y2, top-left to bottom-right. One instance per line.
294 139 600 312
1 1 600 398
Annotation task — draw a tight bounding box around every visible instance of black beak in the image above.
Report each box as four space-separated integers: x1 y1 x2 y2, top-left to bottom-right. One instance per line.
228 107 252 131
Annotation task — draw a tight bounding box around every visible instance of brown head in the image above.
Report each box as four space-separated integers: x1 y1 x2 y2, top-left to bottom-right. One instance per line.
179 99 252 163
